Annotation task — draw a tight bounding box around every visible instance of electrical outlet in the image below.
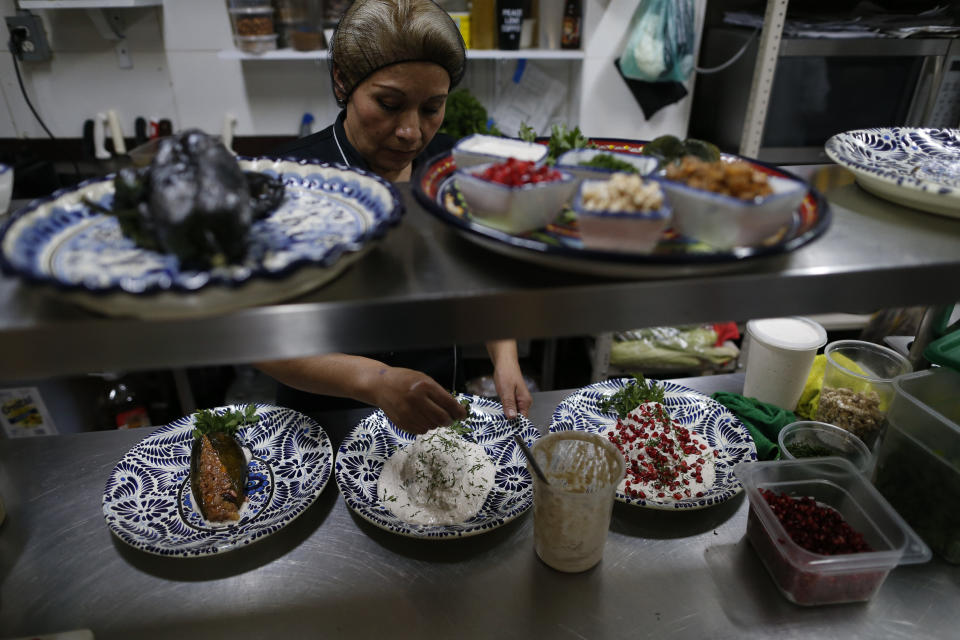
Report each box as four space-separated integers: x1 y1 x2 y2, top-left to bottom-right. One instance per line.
5 13 51 62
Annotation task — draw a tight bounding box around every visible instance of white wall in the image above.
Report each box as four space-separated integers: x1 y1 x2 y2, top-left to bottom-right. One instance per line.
0 0 703 142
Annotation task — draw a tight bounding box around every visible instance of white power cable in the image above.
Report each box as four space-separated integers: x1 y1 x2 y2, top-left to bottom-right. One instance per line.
694 28 761 75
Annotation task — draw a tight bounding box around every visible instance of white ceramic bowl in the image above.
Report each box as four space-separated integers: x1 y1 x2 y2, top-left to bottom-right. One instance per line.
454 162 578 234
452 134 548 169
572 176 672 253
555 148 659 183
661 172 806 249
0 164 13 215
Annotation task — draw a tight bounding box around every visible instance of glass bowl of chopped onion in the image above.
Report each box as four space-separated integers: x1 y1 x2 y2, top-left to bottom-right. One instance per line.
572 173 672 253
778 420 872 474
658 156 807 250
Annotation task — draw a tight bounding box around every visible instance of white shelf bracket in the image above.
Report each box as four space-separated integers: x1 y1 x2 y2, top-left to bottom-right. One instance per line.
738 0 789 158
85 9 133 69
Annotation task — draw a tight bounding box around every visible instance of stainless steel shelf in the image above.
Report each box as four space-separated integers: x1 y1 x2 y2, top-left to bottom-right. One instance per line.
19 0 161 7
2 182 960 382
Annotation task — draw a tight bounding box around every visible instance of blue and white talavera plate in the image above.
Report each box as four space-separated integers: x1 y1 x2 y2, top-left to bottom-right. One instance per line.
0 158 403 318
550 379 757 511
824 127 960 219
335 394 540 539
102 404 332 557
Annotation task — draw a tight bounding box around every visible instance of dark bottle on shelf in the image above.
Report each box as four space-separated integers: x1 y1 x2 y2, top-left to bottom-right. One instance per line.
497 0 524 50
560 0 581 49
96 373 152 430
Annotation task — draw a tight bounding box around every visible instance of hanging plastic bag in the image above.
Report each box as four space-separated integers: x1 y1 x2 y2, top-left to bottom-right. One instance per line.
618 0 696 83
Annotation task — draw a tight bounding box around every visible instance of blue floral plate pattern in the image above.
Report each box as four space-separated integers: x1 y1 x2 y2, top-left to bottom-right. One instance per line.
335 394 540 538
550 379 757 510
824 127 960 218
102 404 332 557
0 159 403 317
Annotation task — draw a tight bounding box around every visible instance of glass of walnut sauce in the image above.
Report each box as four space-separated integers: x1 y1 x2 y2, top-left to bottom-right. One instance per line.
817 340 912 451
530 431 626 572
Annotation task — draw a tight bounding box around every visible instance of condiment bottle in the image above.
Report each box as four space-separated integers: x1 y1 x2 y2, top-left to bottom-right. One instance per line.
96 372 152 430
560 0 581 49
497 0 524 50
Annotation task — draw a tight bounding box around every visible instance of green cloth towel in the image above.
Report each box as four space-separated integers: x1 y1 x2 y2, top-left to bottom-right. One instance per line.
712 391 797 461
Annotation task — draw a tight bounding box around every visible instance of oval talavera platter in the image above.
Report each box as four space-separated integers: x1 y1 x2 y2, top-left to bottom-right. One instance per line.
102 404 332 557
550 378 757 510
0 159 403 318
335 394 540 539
824 127 960 218
413 138 831 278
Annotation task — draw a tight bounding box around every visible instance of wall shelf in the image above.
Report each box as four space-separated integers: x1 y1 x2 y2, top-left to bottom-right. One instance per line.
19 0 162 7
217 48 585 61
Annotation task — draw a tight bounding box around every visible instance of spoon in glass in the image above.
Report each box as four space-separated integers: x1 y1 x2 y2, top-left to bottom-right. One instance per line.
513 432 549 485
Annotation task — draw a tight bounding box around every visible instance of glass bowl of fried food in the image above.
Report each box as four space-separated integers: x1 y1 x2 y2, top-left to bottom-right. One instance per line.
658 156 807 250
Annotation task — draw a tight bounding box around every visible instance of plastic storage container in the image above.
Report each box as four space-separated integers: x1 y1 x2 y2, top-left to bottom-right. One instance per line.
734 458 930 606
778 420 872 474
234 34 278 54
816 339 912 449
872 366 960 563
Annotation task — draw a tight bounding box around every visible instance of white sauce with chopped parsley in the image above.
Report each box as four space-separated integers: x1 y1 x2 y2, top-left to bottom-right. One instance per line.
378 426 495 526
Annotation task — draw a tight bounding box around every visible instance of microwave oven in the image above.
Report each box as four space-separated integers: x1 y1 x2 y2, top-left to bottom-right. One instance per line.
689 28 960 164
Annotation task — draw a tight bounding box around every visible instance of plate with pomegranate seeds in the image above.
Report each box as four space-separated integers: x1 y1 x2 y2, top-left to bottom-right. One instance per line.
549 378 757 510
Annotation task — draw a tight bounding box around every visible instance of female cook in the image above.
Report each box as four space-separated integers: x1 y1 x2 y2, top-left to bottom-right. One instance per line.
257 0 532 434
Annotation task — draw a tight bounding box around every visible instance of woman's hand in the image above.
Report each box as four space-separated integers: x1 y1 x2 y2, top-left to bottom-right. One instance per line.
254 354 465 435
371 366 467 434
486 340 532 420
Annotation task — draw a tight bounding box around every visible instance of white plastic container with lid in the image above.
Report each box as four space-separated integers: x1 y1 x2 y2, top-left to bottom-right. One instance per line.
742 316 827 410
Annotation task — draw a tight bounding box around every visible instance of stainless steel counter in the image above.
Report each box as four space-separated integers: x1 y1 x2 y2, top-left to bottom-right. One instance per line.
2 182 960 382
1 374 957 640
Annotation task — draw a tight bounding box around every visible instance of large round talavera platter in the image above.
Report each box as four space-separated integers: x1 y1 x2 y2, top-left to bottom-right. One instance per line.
824 127 960 218
413 138 831 278
0 159 404 318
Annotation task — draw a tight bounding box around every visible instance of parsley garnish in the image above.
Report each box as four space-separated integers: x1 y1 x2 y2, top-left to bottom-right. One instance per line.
597 375 665 419
191 404 258 439
447 396 473 436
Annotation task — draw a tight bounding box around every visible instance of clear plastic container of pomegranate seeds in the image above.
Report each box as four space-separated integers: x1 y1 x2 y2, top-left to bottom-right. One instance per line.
734 458 930 606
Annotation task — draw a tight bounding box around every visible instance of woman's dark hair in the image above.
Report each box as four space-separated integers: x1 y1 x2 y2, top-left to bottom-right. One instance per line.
329 0 467 107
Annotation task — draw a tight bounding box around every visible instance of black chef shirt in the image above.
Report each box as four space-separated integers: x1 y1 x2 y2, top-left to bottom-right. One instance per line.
270 111 463 415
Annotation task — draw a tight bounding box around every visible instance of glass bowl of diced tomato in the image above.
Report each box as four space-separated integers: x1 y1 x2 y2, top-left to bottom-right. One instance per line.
453 158 578 234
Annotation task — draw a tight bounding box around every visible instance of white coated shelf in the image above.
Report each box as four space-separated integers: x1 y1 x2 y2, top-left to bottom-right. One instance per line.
19 0 162 7
218 47 585 61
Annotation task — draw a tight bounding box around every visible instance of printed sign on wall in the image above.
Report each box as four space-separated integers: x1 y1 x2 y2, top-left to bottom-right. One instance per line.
1 387 57 438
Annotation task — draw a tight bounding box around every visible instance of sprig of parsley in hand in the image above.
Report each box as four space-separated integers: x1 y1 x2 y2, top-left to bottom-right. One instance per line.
447 396 473 436
597 375 665 419
192 405 258 439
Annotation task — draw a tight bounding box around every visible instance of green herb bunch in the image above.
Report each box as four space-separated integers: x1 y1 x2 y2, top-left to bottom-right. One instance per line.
597 375 666 419
440 89 502 140
192 404 258 439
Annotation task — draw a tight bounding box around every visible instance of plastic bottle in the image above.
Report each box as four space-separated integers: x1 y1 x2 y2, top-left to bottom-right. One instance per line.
560 0 582 50
471 0 497 50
